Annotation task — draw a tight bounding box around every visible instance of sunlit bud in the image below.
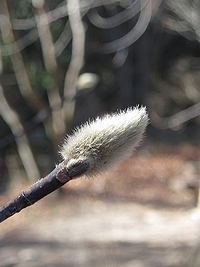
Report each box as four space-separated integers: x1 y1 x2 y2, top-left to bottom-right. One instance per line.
60 106 148 178
76 73 100 91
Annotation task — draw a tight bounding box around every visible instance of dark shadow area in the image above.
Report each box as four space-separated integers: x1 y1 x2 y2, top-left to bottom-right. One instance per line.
0 234 190 267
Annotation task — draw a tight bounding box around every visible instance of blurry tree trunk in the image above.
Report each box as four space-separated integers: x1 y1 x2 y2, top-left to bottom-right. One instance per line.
63 0 85 132
32 0 66 143
0 0 86 182
0 0 45 181
0 84 40 182
0 0 46 113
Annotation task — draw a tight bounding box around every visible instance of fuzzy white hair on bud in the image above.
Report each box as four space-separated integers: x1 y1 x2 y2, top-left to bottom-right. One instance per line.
60 106 148 178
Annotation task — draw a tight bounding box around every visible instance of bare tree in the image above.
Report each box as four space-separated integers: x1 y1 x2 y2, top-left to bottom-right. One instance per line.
0 0 86 178
151 0 200 129
0 0 152 183
0 1 41 181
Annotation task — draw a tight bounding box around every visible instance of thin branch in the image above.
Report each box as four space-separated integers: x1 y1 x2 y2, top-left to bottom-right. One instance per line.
63 0 85 130
98 0 152 54
10 1 67 30
32 0 66 137
0 0 149 57
0 1 46 112
151 102 200 130
9 0 129 30
0 83 40 182
0 106 148 223
87 0 148 29
0 74 94 150
1 0 138 32
1 29 39 56
53 21 71 57
0 159 89 223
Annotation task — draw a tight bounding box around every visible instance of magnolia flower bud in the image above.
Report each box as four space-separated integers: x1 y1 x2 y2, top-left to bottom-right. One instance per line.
60 106 148 178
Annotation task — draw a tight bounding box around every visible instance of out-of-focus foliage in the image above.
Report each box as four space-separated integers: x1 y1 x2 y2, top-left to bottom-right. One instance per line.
1 0 200 185
10 0 33 19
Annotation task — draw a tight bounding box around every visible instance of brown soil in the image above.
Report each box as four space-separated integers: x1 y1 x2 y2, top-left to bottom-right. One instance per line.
1 145 200 267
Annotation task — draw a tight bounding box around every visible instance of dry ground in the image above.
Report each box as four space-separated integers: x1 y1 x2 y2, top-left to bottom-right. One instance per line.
1 145 200 267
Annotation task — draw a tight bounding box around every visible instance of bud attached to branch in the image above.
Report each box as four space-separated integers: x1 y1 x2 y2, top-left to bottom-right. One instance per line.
60 106 148 178
0 106 148 223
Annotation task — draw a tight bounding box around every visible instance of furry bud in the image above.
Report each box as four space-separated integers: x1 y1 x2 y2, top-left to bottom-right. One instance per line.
60 106 148 178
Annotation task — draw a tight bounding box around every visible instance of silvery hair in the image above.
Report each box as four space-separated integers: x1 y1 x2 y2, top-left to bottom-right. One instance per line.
60 106 148 178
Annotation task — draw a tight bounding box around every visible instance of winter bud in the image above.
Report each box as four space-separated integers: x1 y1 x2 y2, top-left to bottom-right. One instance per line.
60 106 148 178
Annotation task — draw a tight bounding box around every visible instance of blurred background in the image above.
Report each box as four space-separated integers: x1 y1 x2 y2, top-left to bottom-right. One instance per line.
1 0 200 266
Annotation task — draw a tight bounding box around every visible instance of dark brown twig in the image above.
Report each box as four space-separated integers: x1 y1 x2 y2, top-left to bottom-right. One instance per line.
0 160 89 223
